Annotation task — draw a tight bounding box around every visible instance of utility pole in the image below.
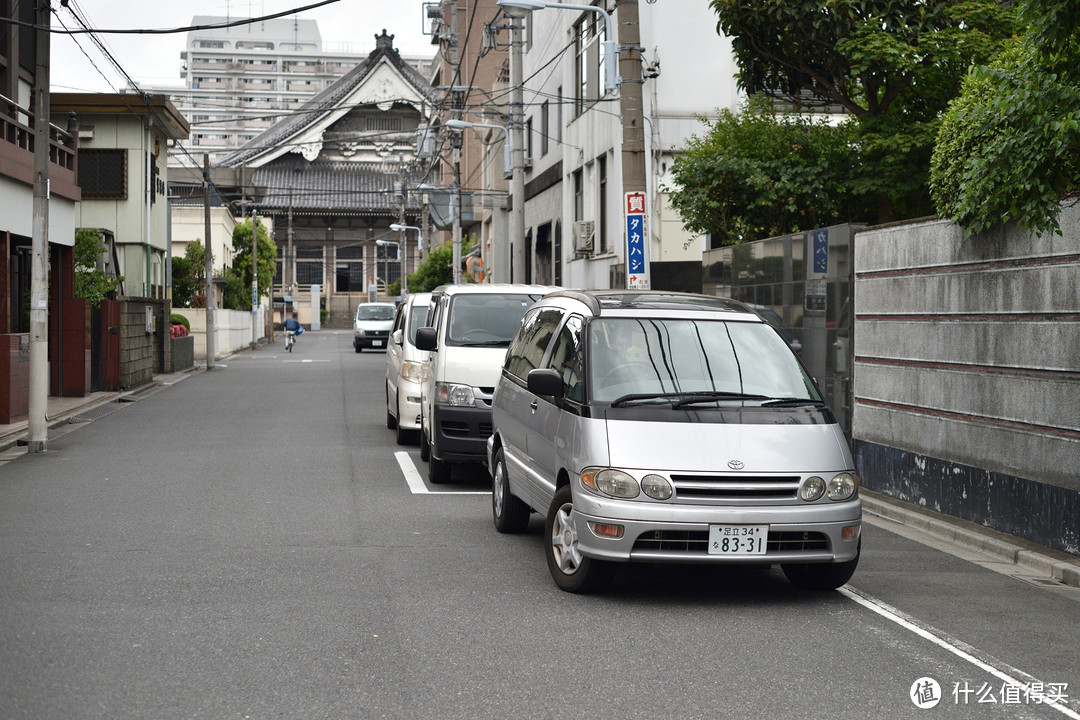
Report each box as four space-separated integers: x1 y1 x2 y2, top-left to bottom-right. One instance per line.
251 205 259 348
617 0 650 289
449 1 463 285
508 9 526 284
202 154 216 370
27 0 51 453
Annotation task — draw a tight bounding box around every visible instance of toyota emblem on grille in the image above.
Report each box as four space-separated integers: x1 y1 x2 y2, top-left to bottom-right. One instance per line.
727 460 745 470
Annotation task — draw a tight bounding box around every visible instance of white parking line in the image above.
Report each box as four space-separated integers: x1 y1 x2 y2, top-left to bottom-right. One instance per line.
839 586 1079 718
393 451 490 495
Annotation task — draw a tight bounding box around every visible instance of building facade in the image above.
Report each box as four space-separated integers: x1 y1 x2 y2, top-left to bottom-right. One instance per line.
144 17 433 166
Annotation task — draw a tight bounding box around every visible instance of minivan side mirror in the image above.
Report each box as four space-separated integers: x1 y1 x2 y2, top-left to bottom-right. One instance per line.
392 328 403 345
527 368 564 399
415 326 437 351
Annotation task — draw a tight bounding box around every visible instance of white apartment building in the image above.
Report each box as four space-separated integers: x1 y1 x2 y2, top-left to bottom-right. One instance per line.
145 17 433 166
509 1 741 290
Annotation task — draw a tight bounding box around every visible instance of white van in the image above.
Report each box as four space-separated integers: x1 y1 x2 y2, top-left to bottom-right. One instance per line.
415 284 558 483
385 292 433 445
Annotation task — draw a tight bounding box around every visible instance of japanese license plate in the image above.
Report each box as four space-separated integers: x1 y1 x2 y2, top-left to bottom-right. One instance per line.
373 340 384 347
708 525 768 555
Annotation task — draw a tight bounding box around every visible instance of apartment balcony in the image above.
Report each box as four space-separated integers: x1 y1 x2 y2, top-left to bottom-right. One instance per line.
1 94 80 203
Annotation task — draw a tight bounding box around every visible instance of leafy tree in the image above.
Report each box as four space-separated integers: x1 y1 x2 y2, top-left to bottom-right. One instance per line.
931 1 1080 236
73 228 123 307
709 0 1020 222
230 219 276 310
171 255 198 308
665 96 874 245
407 239 474 292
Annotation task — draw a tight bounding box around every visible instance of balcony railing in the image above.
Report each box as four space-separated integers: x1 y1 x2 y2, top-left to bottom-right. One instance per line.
2 92 79 192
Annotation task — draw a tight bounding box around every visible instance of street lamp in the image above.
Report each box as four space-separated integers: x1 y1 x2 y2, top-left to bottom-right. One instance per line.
443 119 514 284
388 223 423 295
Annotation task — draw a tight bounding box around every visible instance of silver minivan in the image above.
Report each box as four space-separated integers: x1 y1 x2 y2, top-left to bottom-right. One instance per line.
488 290 861 593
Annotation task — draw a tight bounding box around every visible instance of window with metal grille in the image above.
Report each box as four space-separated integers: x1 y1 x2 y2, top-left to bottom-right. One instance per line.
79 149 127 200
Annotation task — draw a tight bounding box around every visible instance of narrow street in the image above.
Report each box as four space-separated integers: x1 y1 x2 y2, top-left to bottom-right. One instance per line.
1 331 1076 719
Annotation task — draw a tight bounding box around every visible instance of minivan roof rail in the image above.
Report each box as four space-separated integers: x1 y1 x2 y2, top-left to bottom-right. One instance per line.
546 289 602 315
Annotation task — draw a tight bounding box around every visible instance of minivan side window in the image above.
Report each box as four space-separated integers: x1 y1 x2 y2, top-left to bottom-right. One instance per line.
505 308 564 380
545 314 584 402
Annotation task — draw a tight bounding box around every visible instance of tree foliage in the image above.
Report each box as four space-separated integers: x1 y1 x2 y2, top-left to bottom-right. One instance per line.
407 239 474 292
709 0 1020 223
230 219 277 310
73 228 123 307
930 1 1080 236
171 242 208 308
665 96 874 245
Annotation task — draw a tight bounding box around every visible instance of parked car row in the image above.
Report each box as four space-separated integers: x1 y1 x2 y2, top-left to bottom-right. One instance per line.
377 287 862 595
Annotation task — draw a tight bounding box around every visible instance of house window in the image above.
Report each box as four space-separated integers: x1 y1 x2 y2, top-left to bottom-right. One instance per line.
78 149 127 200
572 4 608 116
598 155 608 253
540 101 549 157
573 168 584 222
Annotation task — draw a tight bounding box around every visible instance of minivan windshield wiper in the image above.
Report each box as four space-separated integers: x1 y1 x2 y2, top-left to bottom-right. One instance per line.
670 392 771 409
760 397 828 408
610 392 689 407
456 339 511 347
608 391 771 408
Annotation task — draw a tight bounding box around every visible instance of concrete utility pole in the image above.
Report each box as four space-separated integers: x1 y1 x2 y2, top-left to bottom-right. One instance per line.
617 0 650 288
251 206 259 348
27 0 51 453
202 153 216 370
508 9 526 284
449 1 463 285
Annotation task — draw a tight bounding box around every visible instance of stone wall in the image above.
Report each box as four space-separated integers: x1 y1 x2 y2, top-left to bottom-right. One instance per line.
118 298 168 390
852 207 1080 555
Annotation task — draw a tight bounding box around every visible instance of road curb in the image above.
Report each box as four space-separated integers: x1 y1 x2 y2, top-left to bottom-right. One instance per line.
861 491 1080 589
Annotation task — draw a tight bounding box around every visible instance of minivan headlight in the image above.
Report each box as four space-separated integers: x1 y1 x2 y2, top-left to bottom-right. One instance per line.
401 360 428 384
435 382 475 406
800 476 826 502
641 474 673 501
827 472 857 501
581 468 639 499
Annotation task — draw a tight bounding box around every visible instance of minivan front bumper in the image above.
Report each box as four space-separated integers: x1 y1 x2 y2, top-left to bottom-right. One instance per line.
571 490 862 565
430 405 493 463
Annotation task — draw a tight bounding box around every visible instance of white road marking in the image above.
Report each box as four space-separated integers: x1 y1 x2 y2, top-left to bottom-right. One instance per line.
839 586 1079 718
393 451 490 495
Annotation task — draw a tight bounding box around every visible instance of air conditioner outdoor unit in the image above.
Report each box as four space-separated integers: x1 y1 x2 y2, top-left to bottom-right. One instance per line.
572 220 595 255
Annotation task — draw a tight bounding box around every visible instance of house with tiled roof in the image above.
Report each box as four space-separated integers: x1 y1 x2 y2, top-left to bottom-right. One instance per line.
214 30 436 326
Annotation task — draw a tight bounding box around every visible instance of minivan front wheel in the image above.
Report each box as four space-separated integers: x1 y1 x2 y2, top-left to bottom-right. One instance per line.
492 449 529 533
781 540 860 591
545 485 614 593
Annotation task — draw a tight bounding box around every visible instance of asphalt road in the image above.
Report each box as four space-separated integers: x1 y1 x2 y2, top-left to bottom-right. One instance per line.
1 330 1077 719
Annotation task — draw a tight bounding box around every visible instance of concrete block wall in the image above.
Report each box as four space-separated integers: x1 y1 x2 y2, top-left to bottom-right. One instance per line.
852 208 1080 555
118 298 167 390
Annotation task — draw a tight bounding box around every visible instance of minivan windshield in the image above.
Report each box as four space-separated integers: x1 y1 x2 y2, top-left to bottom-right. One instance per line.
446 294 544 346
587 318 820 405
406 299 430 344
356 304 395 322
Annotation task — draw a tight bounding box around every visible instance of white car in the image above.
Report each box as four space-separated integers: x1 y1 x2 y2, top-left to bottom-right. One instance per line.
353 302 396 352
385 292 432 445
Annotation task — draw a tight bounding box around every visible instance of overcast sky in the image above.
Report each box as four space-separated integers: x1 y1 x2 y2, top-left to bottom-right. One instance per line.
49 0 435 93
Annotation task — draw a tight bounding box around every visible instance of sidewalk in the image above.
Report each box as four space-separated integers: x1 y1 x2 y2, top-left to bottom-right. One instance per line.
0 367 200 454
2 377 1077 589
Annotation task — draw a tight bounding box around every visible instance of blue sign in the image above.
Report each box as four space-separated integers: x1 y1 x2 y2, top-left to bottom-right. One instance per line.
626 215 646 274
813 229 829 274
